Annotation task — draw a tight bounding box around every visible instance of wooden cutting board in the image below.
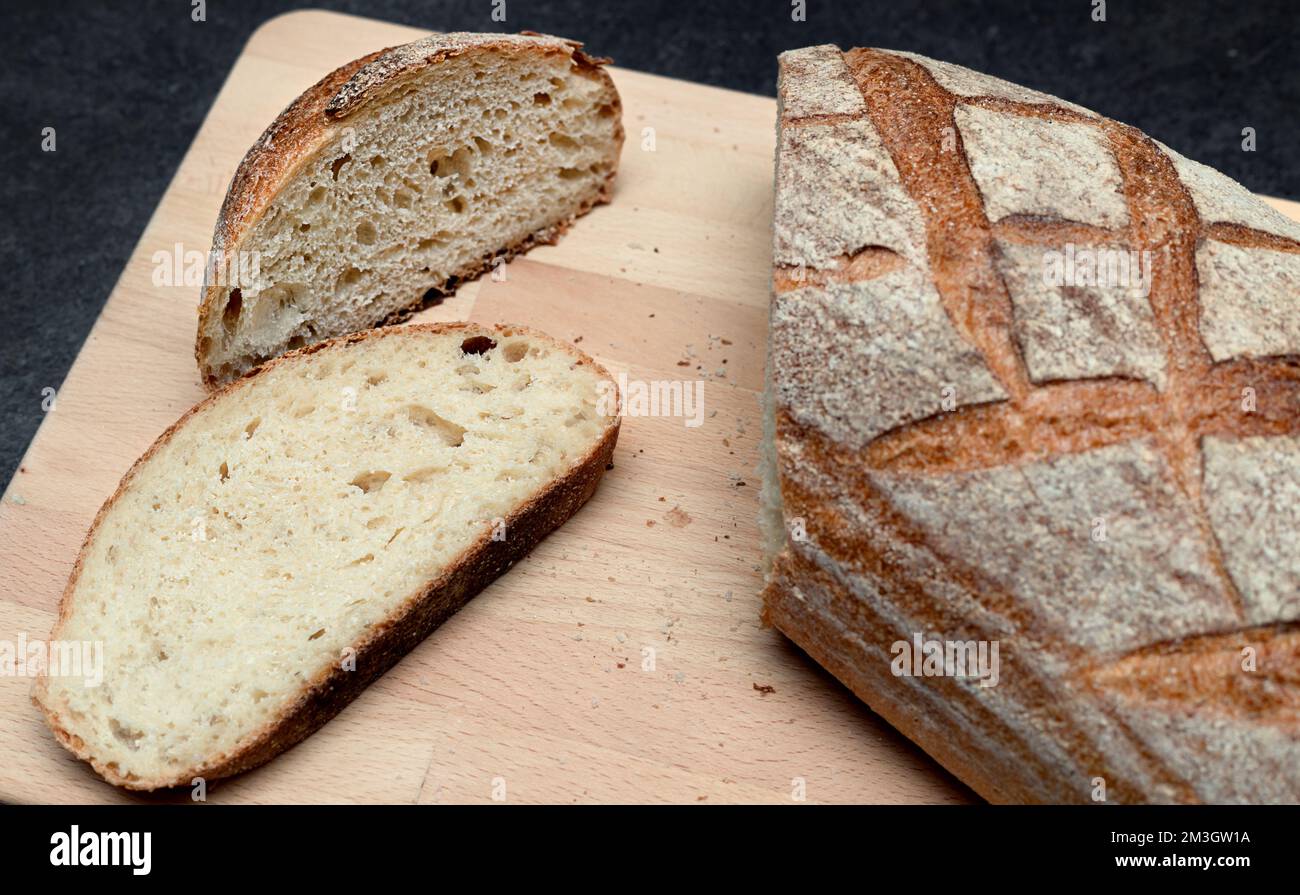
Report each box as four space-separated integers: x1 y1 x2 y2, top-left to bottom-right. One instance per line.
2 10 1296 805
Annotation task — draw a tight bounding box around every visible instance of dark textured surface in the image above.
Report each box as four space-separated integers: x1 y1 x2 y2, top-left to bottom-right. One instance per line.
2 0 1297 486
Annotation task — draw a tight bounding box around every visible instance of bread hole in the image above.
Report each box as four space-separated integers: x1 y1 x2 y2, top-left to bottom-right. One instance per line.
503 341 529 363
356 220 377 245
405 405 465 447
513 373 533 391
549 131 579 150
430 145 474 180
291 403 314 418
558 167 585 180
287 336 308 351
455 363 480 376
349 471 392 494
460 335 497 356
307 186 327 205
473 136 493 154
336 266 364 292
461 379 496 395
369 154 386 167
221 289 243 333
403 465 446 485
331 153 352 180
533 92 552 106
219 461 230 482
299 222 311 232
349 553 374 566
394 189 413 209
366 371 387 387
445 196 467 214
365 515 388 529
549 77 565 90
597 103 616 118
309 628 327 640
109 719 144 750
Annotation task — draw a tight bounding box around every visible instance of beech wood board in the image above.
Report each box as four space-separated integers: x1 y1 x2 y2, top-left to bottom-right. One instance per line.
3 10 1297 804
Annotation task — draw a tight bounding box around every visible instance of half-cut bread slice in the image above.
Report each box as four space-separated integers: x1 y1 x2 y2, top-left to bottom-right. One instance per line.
34 322 620 790
196 32 623 387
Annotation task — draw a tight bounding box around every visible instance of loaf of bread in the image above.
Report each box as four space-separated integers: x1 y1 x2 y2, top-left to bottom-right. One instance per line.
196 32 623 387
35 323 619 789
761 45 1300 803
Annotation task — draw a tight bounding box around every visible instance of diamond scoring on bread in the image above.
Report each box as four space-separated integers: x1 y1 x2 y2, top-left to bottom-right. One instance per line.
196 32 623 387
762 45 1300 803
35 323 619 789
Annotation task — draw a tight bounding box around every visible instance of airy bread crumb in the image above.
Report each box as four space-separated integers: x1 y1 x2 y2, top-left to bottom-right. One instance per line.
197 33 623 386
36 323 619 789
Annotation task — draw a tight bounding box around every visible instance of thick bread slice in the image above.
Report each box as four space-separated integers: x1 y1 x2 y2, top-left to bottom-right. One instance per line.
34 322 620 789
763 46 1300 804
196 32 623 387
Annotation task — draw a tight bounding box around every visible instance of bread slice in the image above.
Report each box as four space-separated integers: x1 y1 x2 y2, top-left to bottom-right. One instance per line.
34 322 620 790
763 46 1300 803
196 32 623 387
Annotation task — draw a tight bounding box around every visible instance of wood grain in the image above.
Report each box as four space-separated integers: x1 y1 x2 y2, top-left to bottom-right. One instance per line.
1 10 1294 804
0 10 971 805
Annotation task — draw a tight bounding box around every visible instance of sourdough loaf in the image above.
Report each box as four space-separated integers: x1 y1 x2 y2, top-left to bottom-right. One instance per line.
196 32 623 387
761 45 1300 804
35 322 619 789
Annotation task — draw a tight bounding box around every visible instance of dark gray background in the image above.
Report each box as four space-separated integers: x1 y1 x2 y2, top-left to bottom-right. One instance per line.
3 0 1298 485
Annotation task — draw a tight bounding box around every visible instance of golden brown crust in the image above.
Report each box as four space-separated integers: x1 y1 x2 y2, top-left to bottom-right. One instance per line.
35 322 620 790
765 46 1300 804
195 32 624 389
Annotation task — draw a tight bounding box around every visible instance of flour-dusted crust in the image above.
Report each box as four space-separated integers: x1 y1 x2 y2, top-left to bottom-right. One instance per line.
764 45 1300 804
35 322 620 790
1196 240 1300 361
196 31 623 387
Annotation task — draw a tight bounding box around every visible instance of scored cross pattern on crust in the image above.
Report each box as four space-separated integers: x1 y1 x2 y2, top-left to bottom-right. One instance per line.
765 46 1300 802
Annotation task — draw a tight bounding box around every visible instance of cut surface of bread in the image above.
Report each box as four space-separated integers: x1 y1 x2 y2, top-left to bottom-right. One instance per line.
763 46 1300 804
35 323 619 789
197 32 623 387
